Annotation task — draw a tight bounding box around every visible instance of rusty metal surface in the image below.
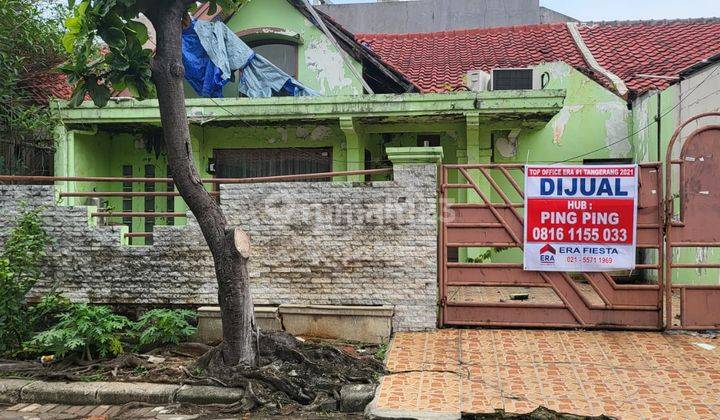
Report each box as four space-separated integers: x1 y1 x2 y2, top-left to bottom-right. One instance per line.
674 126 720 242
665 113 720 330
679 287 720 329
440 163 664 329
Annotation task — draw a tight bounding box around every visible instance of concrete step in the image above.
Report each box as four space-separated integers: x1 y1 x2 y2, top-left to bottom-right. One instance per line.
196 304 394 344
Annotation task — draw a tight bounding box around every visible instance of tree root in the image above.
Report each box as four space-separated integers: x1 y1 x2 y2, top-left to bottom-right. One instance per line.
192 331 384 414
1 332 383 416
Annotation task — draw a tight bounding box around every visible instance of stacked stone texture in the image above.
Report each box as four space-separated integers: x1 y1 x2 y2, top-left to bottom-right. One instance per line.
0 164 438 331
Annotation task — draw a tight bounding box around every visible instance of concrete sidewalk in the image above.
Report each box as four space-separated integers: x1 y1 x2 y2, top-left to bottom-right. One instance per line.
0 403 198 419
368 329 720 419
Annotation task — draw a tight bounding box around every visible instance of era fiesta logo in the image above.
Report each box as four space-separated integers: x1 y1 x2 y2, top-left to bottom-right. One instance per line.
539 244 556 264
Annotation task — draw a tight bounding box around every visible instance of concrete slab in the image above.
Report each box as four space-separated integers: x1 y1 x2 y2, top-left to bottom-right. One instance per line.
21 381 101 405
95 382 179 405
279 304 393 344
195 306 281 345
0 379 33 404
370 329 720 419
175 385 244 405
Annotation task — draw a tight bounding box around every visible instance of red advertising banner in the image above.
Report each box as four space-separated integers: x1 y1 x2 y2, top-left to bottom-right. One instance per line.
523 165 638 272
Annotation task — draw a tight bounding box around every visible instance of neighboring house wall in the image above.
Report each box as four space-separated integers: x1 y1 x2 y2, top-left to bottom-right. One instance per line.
0 163 439 331
633 61 720 285
632 62 720 164
677 63 720 137
317 0 575 34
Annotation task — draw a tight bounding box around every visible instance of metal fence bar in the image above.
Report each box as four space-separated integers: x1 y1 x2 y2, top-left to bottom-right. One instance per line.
92 212 186 218
61 191 220 197
0 168 393 185
440 162 665 329
124 232 153 238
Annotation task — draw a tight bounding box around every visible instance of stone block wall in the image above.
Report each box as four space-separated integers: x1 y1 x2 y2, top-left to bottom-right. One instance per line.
0 163 438 331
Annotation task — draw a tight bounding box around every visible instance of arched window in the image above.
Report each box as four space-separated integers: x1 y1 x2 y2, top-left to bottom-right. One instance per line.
247 39 299 79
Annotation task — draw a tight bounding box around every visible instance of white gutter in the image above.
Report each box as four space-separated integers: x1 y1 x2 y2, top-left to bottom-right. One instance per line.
566 22 629 97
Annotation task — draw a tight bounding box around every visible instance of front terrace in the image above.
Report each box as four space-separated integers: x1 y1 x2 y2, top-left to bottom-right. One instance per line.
49 90 565 244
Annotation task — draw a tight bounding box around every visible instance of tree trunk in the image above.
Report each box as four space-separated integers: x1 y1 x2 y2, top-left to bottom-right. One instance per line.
146 2 256 367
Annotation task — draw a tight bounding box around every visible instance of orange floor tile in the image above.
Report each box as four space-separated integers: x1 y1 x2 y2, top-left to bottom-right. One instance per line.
371 329 720 419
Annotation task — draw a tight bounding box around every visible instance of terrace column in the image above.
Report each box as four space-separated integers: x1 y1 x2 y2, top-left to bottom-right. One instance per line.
52 124 79 205
53 124 69 200
339 116 366 182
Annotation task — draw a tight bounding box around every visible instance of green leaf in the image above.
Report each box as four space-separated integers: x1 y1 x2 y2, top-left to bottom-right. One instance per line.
125 80 139 97
95 0 118 17
62 32 77 53
65 16 82 32
101 27 126 50
88 84 111 107
68 83 86 107
126 20 148 45
106 52 130 71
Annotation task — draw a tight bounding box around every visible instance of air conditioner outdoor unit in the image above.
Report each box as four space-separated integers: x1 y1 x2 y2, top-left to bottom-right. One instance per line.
464 70 491 92
490 68 542 91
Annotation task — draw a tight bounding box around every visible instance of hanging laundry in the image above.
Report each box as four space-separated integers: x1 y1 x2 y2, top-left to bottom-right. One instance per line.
182 18 318 98
181 19 227 98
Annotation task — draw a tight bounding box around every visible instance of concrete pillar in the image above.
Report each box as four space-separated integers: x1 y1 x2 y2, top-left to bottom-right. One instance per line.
52 124 69 201
386 146 443 167
340 116 366 182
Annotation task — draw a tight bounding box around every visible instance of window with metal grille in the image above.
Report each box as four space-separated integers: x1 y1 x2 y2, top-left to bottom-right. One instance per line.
122 165 133 245
213 148 332 180
144 165 155 245
492 69 534 90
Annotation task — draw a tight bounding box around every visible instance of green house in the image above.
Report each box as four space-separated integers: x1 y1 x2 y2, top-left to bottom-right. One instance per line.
51 1 720 255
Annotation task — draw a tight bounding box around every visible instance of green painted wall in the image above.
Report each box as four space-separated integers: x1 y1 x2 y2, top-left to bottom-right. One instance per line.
193 122 349 178
632 86 680 163
495 62 633 166
467 62 634 264
185 0 364 99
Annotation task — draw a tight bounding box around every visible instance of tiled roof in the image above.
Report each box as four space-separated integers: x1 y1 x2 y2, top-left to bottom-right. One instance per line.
358 18 720 95
358 23 587 93
578 19 720 93
36 18 720 101
20 69 73 105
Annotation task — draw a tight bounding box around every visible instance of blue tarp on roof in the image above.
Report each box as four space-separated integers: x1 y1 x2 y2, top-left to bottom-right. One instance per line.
182 19 318 98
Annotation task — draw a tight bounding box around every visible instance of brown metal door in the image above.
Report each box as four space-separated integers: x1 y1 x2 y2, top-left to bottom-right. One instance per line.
665 113 720 330
439 163 664 329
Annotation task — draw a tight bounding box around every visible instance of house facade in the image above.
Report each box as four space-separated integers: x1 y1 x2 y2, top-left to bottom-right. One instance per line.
4 2 720 331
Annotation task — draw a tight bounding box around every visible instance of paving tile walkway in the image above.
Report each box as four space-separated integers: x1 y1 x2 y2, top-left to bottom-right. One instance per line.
0 403 199 419
370 329 720 419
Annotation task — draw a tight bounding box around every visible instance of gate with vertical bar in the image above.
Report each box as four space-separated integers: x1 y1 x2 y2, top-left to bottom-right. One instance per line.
439 162 664 329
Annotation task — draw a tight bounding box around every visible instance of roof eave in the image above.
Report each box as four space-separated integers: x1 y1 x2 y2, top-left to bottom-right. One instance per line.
679 52 720 78
52 90 566 125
